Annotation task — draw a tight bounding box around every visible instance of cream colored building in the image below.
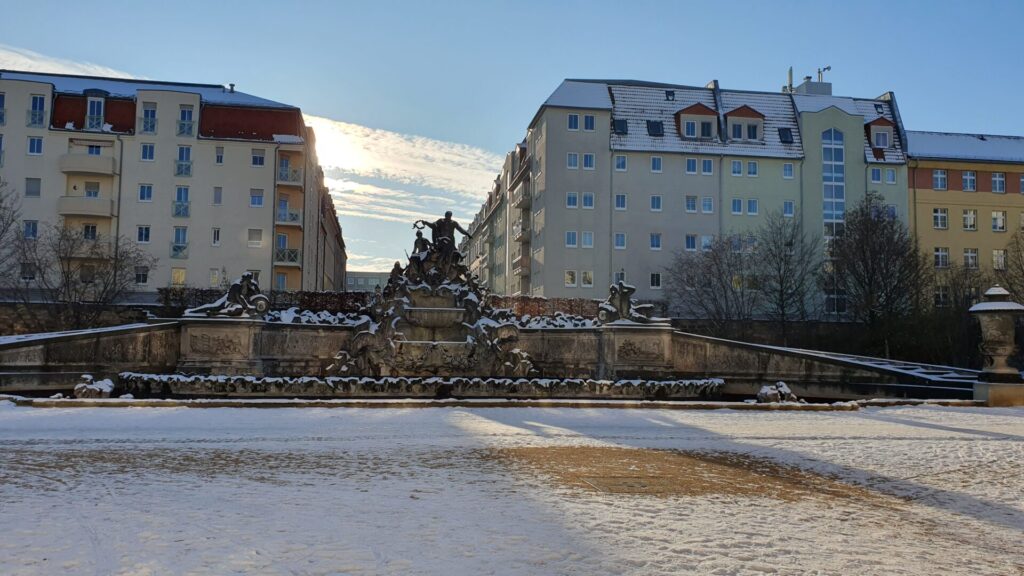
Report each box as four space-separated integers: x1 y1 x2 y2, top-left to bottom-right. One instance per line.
0 70 346 296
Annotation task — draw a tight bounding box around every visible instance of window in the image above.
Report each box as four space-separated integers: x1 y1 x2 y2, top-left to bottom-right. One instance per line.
141 143 154 161
583 153 595 170
650 273 662 289
614 155 627 171
565 230 578 248
685 196 697 213
567 113 579 131
85 182 99 198
993 210 1007 232
747 124 758 140
173 226 188 246
650 156 662 173
1020 175 1024 195
614 233 626 249
28 94 45 127
701 235 713 251
582 192 594 209
248 228 263 248
206 268 221 288
685 234 697 251
963 171 976 191
933 208 948 229
886 168 896 184
212 227 221 246
964 248 978 269
731 198 742 214
213 186 222 205
615 193 627 210
686 158 697 174
822 128 845 239
20 263 35 281
684 121 696 138
993 172 1006 193
276 273 287 291
963 209 977 231
134 266 149 285
700 121 712 138
871 167 881 183
934 286 950 308
82 224 97 240
567 153 578 169
581 270 594 287
874 130 889 148
614 270 626 283
649 233 662 250
783 201 795 217
731 160 742 176
702 197 713 213
86 97 104 130
826 289 848 315
136 225 150 243
934 247 949 268
747 199 759 215
650 195 662 211
732 123 742 139
783 163 794 179
994 249 1007 271
215 146 224 165
932 169 947 190
27 136 42 155
79 265 95 284
138 184 152 202
581 231 594 248
583 115 595 131
566 191 578 208
747 161 758 177
141 102 157 133
251 148 265 167
171 268 186 287
23 220 37 239
178 105 194 132
87 145 101 156
701 159 713 175
564 270 577 288
24 178 40 197
250 188 264 207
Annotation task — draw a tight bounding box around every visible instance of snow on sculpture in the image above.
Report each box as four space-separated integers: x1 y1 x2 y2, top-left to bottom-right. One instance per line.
184 272 270 318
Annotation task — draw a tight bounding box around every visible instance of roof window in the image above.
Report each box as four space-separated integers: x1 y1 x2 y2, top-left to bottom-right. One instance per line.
778 127 794 144
665 90 675 101
646 120 664 137
612 119 628 135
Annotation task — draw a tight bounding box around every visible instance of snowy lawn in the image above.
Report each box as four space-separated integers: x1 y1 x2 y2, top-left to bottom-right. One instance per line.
0 401 1021 575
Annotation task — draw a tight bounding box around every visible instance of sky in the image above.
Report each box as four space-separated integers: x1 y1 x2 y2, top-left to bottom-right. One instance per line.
2 0 1023 269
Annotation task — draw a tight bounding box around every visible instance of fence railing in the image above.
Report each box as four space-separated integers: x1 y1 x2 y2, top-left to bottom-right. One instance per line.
175 161 192 177
170 242 189 259
274 248 301 263
27 109 45 127
176 120 194 136
172 201 191 218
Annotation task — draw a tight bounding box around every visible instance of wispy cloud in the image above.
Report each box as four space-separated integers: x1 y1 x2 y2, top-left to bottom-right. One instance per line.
0 44 136 77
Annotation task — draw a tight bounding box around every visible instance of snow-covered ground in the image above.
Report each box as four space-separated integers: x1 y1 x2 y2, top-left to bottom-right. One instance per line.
0 401 1020 575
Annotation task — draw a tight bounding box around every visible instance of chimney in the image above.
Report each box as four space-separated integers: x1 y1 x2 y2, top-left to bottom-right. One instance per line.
228 83 235 93
795 76 832 96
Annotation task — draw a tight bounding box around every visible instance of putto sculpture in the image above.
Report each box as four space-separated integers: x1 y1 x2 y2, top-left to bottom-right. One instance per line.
597 280 664 324
184 272 270 317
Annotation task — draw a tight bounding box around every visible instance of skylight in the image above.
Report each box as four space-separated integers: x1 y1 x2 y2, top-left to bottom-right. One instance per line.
778 127 794 144
612 119 628 135
647 121 664 137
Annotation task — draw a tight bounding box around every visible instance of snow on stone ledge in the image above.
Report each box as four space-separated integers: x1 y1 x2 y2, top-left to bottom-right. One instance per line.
273 134 305 144
265 308 371 327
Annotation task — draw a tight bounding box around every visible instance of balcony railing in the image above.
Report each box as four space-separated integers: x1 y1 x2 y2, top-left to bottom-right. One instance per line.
176 120 194 136
172 200 191 218
86 115 104 130
139 116 158 134
175 161 193 177
277 167 303 183
0 108 5 126
170 242 189 259
275 209 302 225
511 182 531 209
274 248 301 264
27 109 45 128
512 219 530 241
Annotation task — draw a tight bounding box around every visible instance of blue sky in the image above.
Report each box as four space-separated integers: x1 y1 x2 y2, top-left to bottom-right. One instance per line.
3 0 1023 268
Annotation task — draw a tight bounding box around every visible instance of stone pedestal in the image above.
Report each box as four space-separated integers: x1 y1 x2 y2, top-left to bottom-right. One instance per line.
178 318 265 375
598 322 675 380
969 285 1024 406
973 382 1024 407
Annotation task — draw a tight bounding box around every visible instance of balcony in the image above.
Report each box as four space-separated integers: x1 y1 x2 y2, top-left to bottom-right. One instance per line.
27 109 45 128
512 258 531 277
0 107 5 126
172 201 191 218
59 153 116 175
138 117 158 134
277 167 303 185
275 209 303 226
86 115 104 130
512 219 530 242
511 181 531 209
57 196 116 218
175 161 193 177
274 248 301 265
176 120 194 137
170 242 189 260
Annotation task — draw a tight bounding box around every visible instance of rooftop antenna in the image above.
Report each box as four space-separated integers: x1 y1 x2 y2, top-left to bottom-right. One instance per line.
817 66 831 82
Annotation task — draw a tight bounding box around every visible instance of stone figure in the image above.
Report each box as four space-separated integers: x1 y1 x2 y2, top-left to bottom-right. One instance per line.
415 211 472 277
597 280 658 324
409 231 433 278
184 272 269 317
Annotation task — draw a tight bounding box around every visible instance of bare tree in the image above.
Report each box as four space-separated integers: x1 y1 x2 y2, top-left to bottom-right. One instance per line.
822 192 932 357
13 221 158 329
665 233 762 337
1000 227 1024 300
754 212 819 345
0 177 20 276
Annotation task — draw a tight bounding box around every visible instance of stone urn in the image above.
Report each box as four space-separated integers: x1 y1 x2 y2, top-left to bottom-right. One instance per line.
969 285 1024 383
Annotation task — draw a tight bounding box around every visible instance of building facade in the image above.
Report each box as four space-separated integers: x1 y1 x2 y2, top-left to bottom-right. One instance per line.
468 78 907 305
0 70 346 295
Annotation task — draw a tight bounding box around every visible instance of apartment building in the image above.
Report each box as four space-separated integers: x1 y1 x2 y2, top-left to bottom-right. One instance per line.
468 77 907 303
0 70 346 295
907 131 1024 295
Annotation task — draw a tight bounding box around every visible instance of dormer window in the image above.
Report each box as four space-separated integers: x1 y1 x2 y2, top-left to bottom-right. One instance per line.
675 103 718 139
874 130 889 148
732 123 742 139
724 105 765 142
700 121 712 138
747 124 758 140
685 121 696 137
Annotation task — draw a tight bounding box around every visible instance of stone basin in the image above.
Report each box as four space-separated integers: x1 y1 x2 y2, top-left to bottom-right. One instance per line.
403 307 466 328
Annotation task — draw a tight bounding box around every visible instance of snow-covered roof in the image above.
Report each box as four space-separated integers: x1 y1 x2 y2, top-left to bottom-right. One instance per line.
542 80 613 110
907 130 1024 163
0 70 295 109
